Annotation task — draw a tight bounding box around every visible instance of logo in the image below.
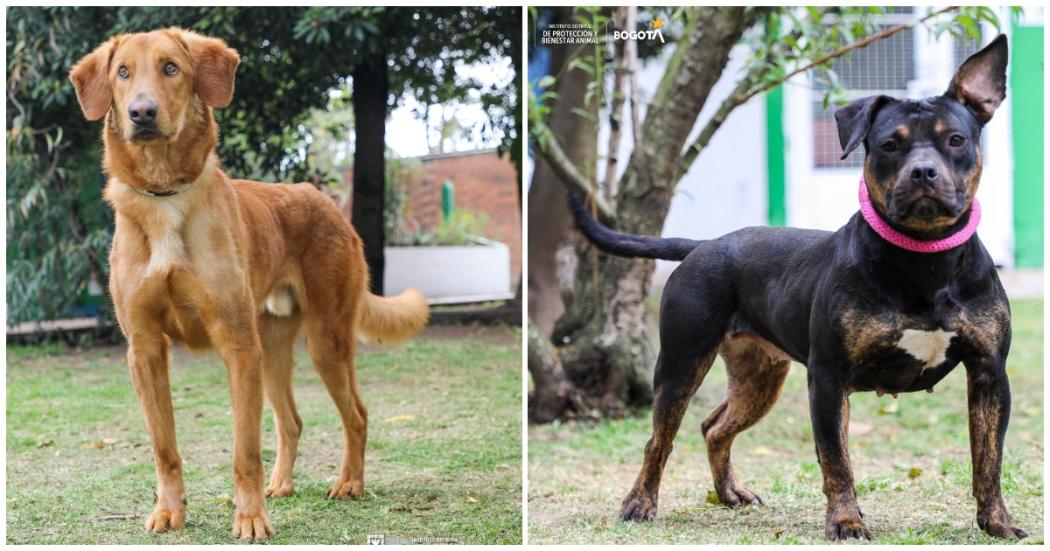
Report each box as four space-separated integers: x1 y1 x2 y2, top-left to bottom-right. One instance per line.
367 534 385 545
613 17 665 44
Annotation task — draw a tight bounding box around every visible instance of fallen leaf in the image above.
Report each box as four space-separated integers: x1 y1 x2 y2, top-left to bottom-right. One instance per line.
383 415 416 423
37 438 53 448
879 401 899 415
753 446 774 455
466 496 478 503
774 529 785 539
102 438 118 445
706 490 720 504
907 467 923 479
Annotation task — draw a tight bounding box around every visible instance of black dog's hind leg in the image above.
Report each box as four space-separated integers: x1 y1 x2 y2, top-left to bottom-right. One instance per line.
965 357 1027 539
807 364 871 540
620 349 718 522
701 337 790 507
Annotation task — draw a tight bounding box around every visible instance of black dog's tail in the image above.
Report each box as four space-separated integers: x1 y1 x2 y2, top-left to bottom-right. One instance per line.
568 192 703 261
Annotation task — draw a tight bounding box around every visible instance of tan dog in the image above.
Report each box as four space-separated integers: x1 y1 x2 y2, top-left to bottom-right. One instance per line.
69 28 428 541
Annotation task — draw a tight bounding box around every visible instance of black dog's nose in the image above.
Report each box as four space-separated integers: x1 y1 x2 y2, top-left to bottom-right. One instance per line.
128 99 157 126
909 163 939 186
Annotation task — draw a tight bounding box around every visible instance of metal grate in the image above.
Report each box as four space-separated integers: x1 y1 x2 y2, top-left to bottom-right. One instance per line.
953 30 983 66
811 10 918 169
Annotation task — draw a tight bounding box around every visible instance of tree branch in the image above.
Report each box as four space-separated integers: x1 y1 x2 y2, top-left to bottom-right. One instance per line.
602 7 629 200
533 133 615 223
625 6 644 176
676 5 958 182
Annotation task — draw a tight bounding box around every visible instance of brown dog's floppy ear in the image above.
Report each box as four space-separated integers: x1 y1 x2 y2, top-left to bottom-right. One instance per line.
172 28 240 108
945 33 1008 125
833 95 893 160
69 36 119 121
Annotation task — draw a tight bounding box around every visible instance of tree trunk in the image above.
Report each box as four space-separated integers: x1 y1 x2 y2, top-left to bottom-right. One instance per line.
527 7 600 337
534 7 757 421
352 56 389 295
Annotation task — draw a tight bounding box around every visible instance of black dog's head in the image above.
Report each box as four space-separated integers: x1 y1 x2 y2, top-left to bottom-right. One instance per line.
835 34 1007 235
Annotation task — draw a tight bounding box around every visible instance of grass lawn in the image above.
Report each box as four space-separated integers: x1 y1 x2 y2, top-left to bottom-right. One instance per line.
7 325 522 544
529 299 1044 544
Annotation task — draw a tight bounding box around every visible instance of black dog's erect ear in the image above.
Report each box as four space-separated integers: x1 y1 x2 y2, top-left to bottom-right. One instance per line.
833 95 894 160
945 33 1008 125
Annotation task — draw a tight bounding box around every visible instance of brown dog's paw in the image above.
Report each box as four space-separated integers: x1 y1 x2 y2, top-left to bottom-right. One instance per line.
327 478 364 500
620 490 657 522
145 503 186 533
978 506 1028 539
232 507 275 542
265 480 295 498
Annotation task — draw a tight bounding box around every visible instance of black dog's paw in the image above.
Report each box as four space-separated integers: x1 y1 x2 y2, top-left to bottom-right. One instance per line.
718 485 764 508
978 507 1028 539
825 507 872 541
620 490 657 522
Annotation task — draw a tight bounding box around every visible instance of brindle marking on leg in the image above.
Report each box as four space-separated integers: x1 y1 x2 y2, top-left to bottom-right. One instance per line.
702 336 790 507
621 350 718 522
957 301 1009 357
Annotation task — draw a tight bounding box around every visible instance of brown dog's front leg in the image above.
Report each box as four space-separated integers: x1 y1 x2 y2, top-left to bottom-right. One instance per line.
965 358 1027 539
127 336 186 533
808 372 870 540
219 335 274 542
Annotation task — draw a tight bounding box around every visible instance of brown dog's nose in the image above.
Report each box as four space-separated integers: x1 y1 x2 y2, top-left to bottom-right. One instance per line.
128 99 157 126
909 163 939 187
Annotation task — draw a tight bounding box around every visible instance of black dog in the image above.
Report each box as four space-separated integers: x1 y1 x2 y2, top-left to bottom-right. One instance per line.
570 35 1025 540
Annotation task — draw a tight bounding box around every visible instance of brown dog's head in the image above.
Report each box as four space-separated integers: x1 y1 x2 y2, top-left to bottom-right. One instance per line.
69 28 239 144
834 35 1007 236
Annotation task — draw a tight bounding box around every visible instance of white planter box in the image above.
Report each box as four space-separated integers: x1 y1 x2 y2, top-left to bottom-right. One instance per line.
384 238 513 304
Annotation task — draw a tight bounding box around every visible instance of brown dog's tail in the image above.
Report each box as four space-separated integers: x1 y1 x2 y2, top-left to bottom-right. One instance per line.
356 288 429 344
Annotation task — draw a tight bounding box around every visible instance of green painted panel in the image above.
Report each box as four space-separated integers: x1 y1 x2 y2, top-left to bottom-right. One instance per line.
1010 23 1043 267
766 85 786 227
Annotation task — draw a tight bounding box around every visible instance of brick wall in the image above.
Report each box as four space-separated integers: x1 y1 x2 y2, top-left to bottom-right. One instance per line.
340 149 521 283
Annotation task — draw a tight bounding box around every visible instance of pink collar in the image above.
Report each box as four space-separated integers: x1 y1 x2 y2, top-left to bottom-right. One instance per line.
858 178 980 253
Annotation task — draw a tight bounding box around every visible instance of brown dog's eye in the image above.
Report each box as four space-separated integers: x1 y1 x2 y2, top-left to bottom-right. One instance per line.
879 140 897 153
118 66 129 79
948 134 965 147
164 62 179 76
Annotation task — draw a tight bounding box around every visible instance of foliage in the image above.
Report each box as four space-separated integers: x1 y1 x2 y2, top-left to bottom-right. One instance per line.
6 6 519 326
529 6 1007 190
391 208 492 247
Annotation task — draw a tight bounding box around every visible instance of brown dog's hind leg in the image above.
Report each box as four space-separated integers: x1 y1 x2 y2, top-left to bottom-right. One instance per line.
260 314 304 498
306 317 367 500
621 349 718 522
702 337 790 507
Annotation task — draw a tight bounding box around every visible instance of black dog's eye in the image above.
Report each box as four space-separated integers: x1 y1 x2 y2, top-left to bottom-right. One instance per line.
879 140 897 153
948 134 965 147
164 62 179 76
118 66 129 79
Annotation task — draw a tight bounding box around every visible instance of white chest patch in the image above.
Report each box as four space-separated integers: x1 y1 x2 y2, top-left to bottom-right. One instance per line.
896 328 956 370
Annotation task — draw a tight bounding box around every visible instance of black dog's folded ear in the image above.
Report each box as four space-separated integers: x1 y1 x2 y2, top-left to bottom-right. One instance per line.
945 33 1008 125
834 95 893 160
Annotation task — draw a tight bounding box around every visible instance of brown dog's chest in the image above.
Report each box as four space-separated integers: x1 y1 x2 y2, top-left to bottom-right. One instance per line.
109 174 260 350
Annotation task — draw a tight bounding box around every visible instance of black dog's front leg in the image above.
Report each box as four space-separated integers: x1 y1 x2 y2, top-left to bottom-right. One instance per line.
965 357 1027 539
807 369 871 540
